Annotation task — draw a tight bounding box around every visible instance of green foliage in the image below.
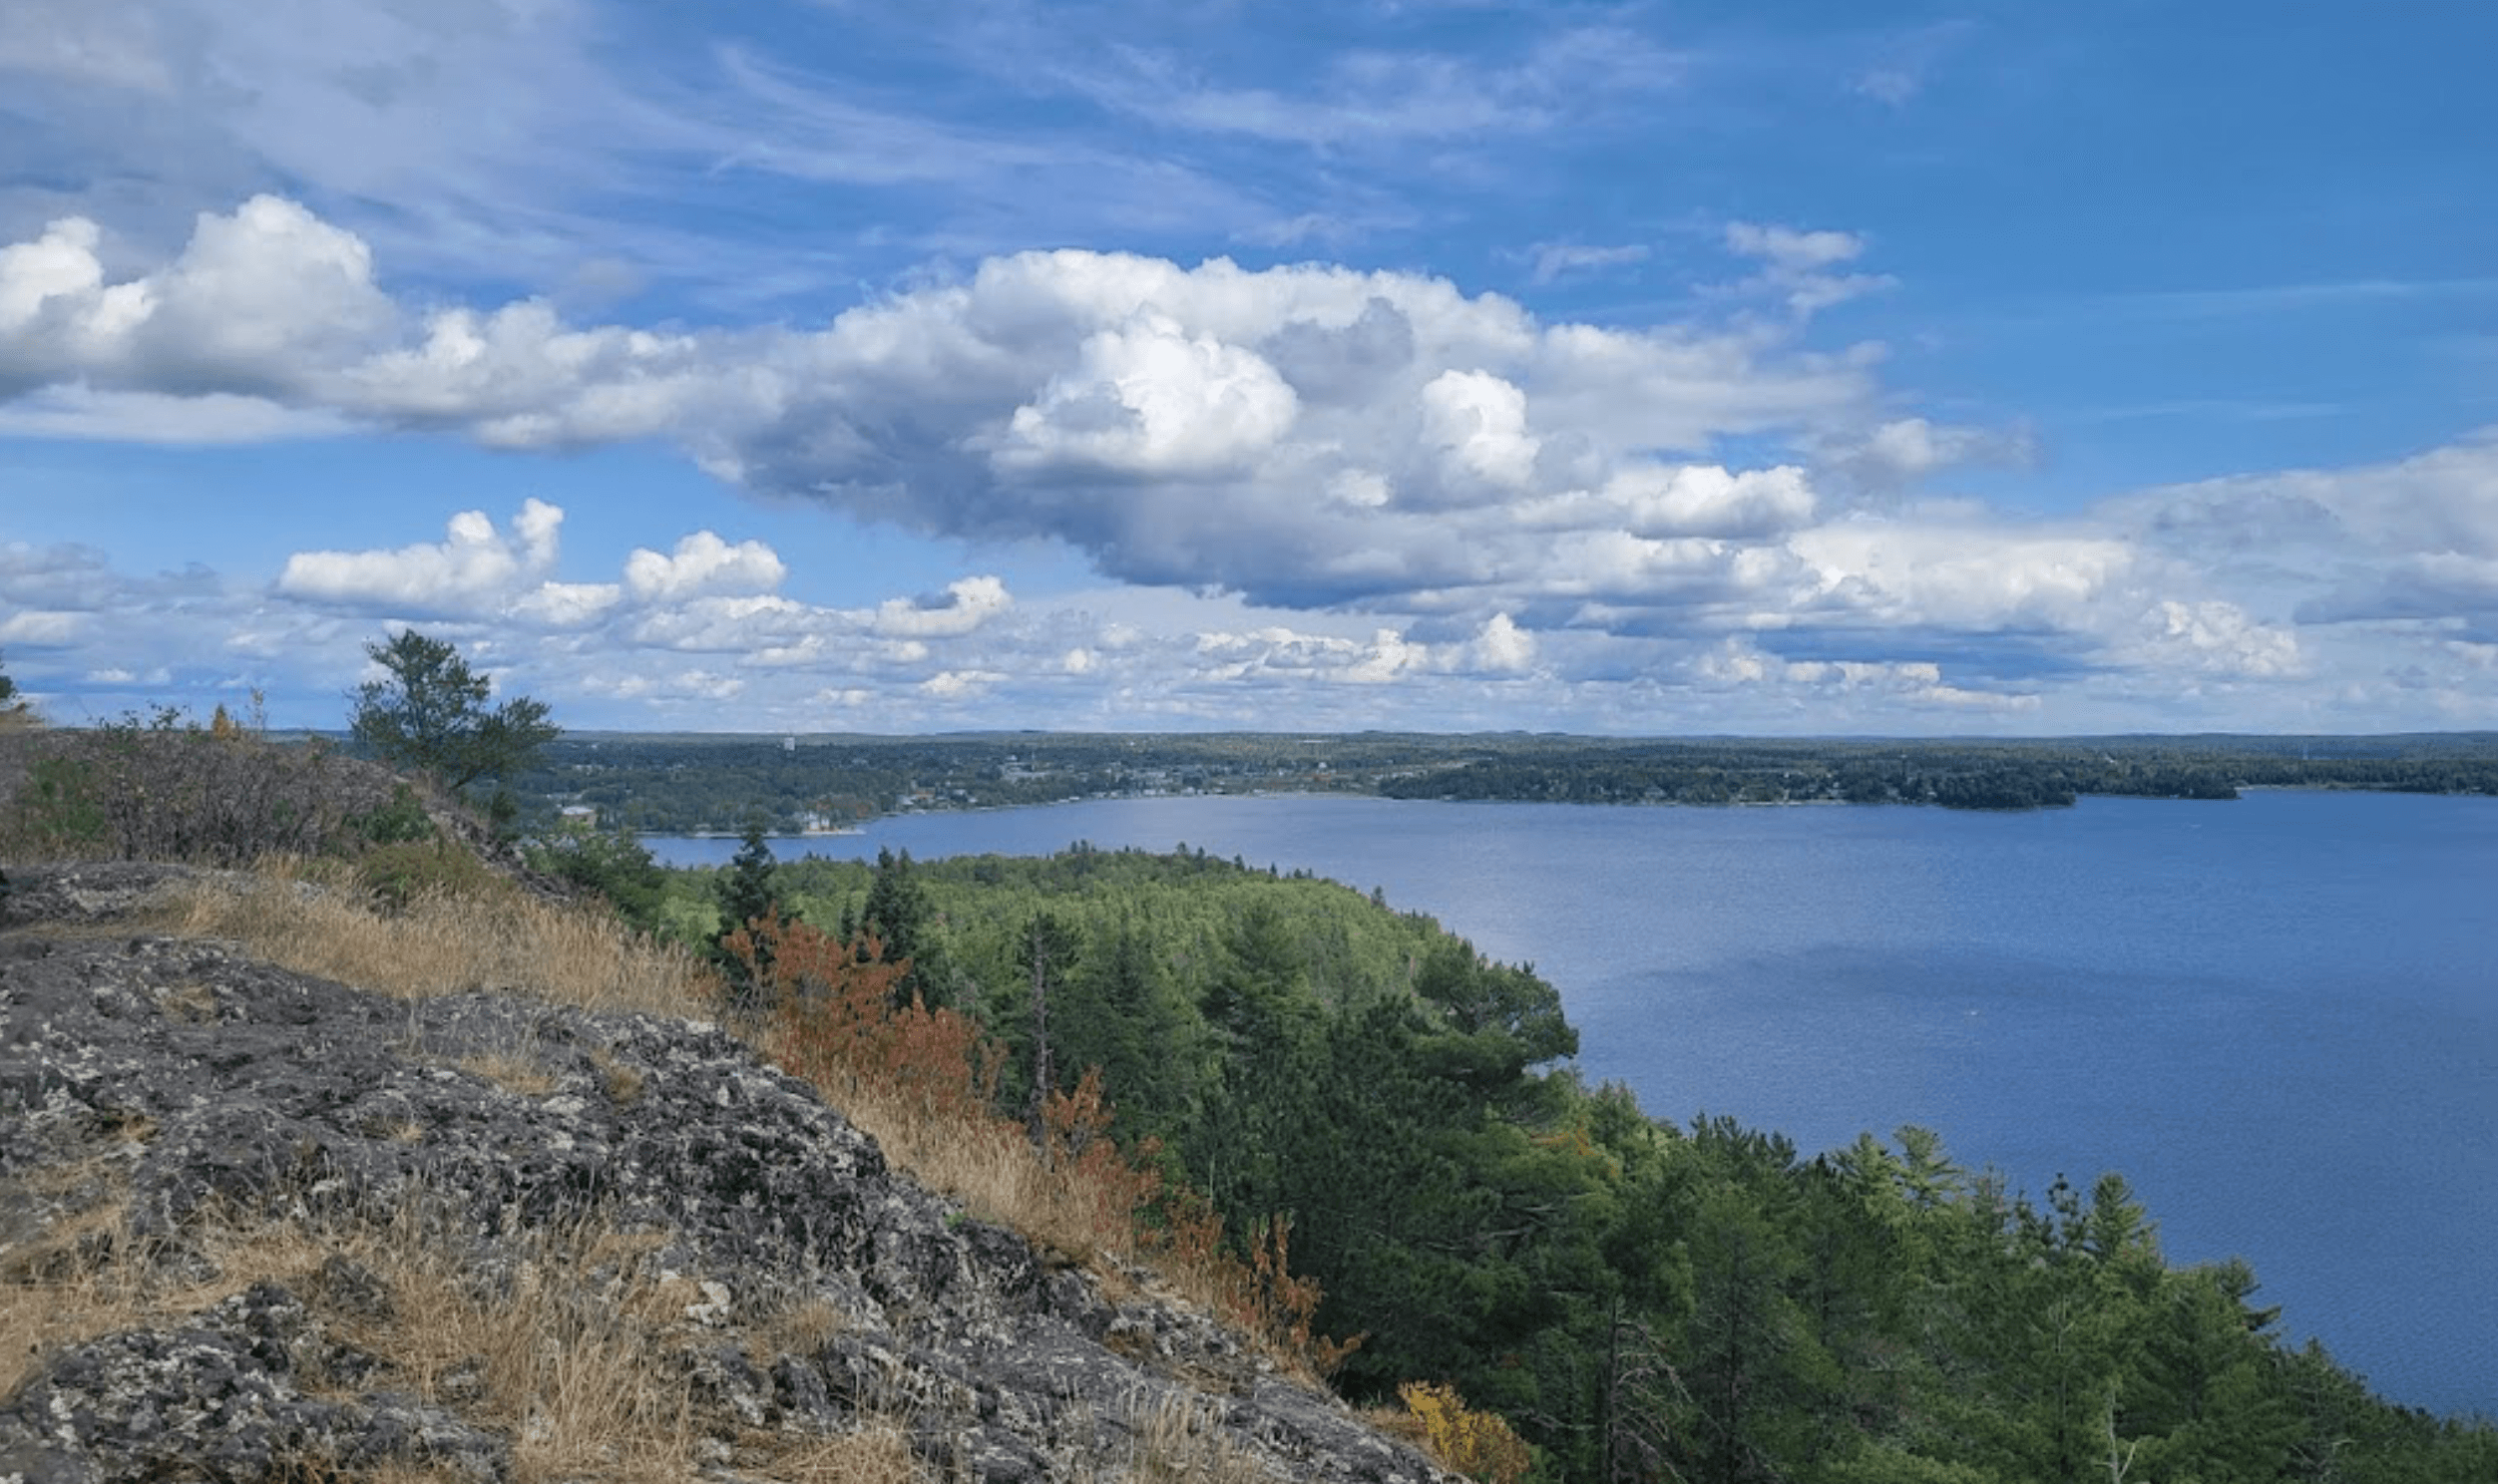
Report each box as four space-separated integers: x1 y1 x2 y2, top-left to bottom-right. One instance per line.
524 816 666 932
718 825 780 932
350 783 437 846
1 704 353 865
640 840 2498 1484
11 756 107 852
355 836 505 911
350 629 560 795
709 824 781 1010
862 846 932 962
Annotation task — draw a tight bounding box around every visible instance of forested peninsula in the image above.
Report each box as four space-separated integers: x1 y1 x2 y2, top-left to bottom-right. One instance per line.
510 730 2498 834
620 838 2497 1483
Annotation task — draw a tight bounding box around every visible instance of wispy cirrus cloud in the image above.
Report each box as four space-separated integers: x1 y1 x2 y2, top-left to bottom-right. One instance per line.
1723 221 1897 317
1051 23 1682 151
1527 241 1652 285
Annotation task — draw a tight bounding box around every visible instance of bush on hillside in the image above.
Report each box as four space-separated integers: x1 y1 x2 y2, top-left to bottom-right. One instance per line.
0 701 463 871
355 836 515 912
0 704 369 865
523 817 668 933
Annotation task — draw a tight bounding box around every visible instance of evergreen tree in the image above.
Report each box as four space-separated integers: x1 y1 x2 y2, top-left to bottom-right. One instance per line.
1187 900 1320 1222
1015 911 1082 1147
862 846 930 962
1055 917 1190 1142
863 846 950 1005
710 824 779 1009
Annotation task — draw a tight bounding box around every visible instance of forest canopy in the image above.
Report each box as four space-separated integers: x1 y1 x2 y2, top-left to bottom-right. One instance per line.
642 839 2497 1484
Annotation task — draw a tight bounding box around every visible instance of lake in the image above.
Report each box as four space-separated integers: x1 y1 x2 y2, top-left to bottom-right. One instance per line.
647 790 2498 1417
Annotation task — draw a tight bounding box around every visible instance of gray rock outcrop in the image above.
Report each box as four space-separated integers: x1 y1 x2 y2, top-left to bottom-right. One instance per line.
0 863 1453 1483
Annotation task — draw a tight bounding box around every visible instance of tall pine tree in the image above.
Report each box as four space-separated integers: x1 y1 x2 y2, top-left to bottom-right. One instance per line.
710 824 779 1011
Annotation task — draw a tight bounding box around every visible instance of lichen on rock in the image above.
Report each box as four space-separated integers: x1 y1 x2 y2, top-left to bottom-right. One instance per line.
0 862 1457 1483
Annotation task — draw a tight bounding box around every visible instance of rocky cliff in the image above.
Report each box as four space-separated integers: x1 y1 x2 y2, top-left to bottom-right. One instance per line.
0 862 1455 1484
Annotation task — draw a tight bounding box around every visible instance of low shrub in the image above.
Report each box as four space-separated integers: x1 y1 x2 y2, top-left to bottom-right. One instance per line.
1395 1380 1534 1484
8 755 109 855
355 837 515 913
523 819 668 933
351 782 439 846
0 701 395 866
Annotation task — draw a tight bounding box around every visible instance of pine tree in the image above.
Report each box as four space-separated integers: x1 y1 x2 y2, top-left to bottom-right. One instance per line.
862 847 930 963
349 629 558 793
1016 911 1082 1151
710 825 780 1010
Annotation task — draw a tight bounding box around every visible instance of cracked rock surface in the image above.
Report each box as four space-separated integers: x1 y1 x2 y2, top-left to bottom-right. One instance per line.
0 863 1453 1483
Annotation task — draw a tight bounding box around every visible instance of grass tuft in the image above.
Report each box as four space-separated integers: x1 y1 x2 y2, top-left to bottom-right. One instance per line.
1117 1390 1273 1484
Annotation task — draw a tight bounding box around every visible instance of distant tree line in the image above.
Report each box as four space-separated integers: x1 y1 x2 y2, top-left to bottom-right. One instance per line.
504 731 2498 832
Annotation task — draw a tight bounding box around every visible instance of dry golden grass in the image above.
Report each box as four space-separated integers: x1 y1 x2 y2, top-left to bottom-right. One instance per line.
592 1045 647 1105
4 1188 737 1483
1 1202 139 1399
458 1049 561 1098
820 1076 1081 1248
0 1195 354 1403
159 859 716 1018
0 1127 160 1397
753 1293 851 1360
1113 1390 1274 1484
755 1422 926 1484
339 1212 696 1484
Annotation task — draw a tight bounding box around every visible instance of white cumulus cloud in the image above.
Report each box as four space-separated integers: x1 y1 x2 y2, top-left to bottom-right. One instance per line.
1469 612 1536 673
872 575 1014 638
1000 312 1300 477
0 197 395 399
623 531 786 603
1421 369 1541 492
277 499 566 615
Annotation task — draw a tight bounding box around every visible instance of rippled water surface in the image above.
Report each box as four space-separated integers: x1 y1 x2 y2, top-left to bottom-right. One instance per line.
651 790 2498 1415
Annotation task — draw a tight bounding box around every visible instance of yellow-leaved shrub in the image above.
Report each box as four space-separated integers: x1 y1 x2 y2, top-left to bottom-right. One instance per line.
1397 1380 1532 1484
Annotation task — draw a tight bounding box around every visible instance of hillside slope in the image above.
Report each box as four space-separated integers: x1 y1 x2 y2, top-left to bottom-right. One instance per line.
0 862 1455 1483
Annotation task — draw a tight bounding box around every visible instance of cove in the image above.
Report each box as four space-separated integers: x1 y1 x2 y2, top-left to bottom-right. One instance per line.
647 789 2498 1417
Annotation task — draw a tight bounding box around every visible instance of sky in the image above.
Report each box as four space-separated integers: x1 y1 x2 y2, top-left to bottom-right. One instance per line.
2 0 2495 736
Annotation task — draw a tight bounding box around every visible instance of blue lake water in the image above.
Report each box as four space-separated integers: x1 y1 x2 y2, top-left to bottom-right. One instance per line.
648 790 2498 1416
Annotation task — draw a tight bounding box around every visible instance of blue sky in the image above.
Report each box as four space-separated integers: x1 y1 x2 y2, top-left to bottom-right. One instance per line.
3 0 2495 734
